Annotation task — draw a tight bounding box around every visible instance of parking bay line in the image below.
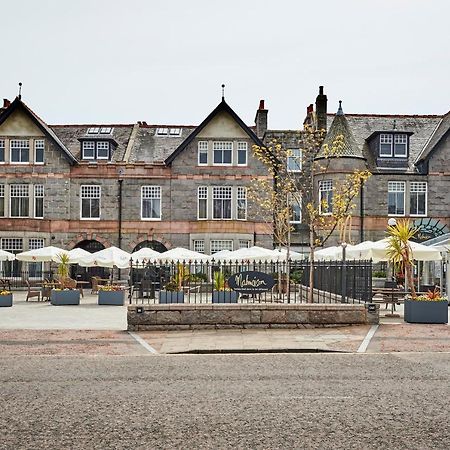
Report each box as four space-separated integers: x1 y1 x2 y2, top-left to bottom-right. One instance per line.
128 331 159 354
357 325 379 353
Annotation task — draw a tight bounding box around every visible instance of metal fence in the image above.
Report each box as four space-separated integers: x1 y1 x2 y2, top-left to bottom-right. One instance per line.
129 259 372 305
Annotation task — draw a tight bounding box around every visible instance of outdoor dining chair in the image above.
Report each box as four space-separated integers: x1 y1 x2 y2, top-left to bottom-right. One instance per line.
26 280 41 302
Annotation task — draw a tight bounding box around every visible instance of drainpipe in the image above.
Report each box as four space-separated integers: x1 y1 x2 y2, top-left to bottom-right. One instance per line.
118 176 124 279
359 183 364 243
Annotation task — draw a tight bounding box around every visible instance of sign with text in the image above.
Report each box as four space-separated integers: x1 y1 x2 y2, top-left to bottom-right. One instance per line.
227 271 275 294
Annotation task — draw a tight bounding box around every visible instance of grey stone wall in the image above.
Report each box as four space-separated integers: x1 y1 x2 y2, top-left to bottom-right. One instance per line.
127 303 379 330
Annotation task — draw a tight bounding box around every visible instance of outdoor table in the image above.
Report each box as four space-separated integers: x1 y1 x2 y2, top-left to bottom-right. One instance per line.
372 287 406 315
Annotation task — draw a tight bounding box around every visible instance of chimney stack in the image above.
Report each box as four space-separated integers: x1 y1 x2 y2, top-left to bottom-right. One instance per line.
315 86 327 131
255 99 268 139
303 104 315 127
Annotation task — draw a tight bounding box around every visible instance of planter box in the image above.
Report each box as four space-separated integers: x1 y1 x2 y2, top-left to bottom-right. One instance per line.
159 291 184 304
372 278 386 288
212 291 239 303
50 290 80 306
98 290 125 306
0 294 12 307
404 299 448 324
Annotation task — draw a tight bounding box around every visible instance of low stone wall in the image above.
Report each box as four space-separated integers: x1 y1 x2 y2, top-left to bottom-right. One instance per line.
127 303 379 331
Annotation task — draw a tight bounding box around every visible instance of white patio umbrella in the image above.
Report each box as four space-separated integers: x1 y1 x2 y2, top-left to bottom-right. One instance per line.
157 247 210 263
78 246 131 269
65 248 91 264
16 246 66 262
130 247 161 264
346 238 442 262
269 248 305 261
313 244 356 261
0 249 16 261
213 246 275 262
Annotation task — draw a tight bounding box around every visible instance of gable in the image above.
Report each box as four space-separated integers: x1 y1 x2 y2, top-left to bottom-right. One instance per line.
0 108 45 136
197 110 249 139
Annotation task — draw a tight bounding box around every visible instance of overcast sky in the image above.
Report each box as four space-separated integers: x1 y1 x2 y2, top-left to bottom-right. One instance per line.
2 0 449 129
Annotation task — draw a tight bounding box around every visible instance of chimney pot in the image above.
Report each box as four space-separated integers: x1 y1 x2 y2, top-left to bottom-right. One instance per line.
315 86 328 131
3 99 11 108
259 99 265 110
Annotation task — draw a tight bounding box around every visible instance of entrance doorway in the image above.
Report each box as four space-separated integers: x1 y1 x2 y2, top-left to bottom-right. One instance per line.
71 240 107 282
132 240 167 253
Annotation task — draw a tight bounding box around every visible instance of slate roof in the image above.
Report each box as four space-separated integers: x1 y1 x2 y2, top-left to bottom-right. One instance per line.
50 124 134 162
317 104 363 159
0 97 77 163
130 126 196 163
415 110 450 163
326 112 443 172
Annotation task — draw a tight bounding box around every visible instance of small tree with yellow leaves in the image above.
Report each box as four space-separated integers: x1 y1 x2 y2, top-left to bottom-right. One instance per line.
249 125 371 302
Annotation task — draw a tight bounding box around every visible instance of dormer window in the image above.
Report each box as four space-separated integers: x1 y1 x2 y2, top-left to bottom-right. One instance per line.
379 133 408 158
82 141 110 160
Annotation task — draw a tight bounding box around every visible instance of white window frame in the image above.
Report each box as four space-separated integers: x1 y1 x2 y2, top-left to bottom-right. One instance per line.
290 196 302 224
96 141 110 160
169 128 181 136
82 141 96 160
409 181 427 217
379 134 393 157
10 184 30 218
0 139 5 163
0 184 5 217
287 148 302 172
156 128 168 136
319 180 333 216
99 127 112 134
80 185 101 220
197 186 208 220
238 240 251 249
388 181 406 217
193 240 205 254
236 187 247 220
198 141 208 166
213 141 233 166
210 240 233 254
87 127 100 134
237 142 248 166
394 134 408 157
212 186 232 220
34 139 45 164
10 139 30 164
34 185 44 219
141 186 162 221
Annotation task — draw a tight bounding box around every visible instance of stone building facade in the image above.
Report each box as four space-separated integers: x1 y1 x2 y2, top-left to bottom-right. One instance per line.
263 87 450 249
0 95 272 278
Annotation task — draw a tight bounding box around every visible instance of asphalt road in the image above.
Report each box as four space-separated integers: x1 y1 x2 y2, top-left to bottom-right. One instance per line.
1 353 449 450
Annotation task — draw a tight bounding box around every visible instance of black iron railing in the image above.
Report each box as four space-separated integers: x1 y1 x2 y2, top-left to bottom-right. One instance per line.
129 259 372 305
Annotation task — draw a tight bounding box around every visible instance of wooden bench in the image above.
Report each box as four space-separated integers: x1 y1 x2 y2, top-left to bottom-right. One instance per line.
372 287 406 314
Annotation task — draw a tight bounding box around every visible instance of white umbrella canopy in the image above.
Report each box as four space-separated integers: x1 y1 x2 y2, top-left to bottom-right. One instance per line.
130 247 161 264
65 248 91 264
0 249 16 261
346 238 442 262
269 248 305 261
157 247 210 263
313 244 356 261
78 246 131 269
16 246 66 262
213 246 275 262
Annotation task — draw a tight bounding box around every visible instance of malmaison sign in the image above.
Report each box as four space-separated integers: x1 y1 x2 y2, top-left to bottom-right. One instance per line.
228 271 275 294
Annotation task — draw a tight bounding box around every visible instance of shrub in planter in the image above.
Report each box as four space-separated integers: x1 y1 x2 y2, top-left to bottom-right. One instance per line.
159 280 184 304
0 290 13 307
212 272 239 303
50 289 80 305
98 285 125 306
404 288 448 324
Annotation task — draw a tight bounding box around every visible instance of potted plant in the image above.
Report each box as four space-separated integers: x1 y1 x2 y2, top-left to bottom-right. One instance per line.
386 219 447 324
158 263 187 304
404 288 448 324
0 289 13 307
50 253 80 305
98 285 125 306
372 270 387 288
212 271 239 303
